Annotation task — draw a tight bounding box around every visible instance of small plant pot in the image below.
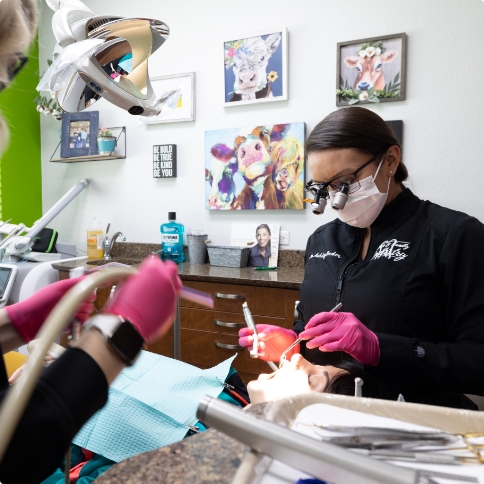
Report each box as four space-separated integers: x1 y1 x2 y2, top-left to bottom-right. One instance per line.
97 136 116 155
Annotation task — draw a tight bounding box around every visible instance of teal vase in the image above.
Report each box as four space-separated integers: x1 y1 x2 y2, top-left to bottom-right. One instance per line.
97 137 116 155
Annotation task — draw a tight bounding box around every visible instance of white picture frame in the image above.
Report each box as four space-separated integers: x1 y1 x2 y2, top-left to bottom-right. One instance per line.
222 27 288 107
139 72 195 125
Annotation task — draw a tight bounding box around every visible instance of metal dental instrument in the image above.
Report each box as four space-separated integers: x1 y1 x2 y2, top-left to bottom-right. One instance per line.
310 425 453 438
242 302 278 372
354 377 364 397
349 448 466 465
279 302 343 368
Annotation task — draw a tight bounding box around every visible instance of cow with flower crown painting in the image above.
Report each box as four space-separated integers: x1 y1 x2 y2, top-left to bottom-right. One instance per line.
224 34 281 102
345 41 397 92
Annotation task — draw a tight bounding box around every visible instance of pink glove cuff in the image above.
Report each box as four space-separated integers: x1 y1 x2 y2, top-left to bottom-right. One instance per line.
5 304 30 343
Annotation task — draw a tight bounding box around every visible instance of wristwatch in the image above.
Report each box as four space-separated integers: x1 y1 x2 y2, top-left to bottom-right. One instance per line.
87 314 145 366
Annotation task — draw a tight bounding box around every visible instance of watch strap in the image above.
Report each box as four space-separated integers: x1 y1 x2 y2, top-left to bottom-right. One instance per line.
87 314 144 366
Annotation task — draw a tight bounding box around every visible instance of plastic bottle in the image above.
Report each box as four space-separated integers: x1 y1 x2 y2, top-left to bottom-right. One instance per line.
160 212 185 263
87 217 104 259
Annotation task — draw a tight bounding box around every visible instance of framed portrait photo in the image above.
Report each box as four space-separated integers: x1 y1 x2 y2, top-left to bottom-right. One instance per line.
60 111 99 158
139 72 195 126
223 27 288 107
336 33 406 106
231 223 280 267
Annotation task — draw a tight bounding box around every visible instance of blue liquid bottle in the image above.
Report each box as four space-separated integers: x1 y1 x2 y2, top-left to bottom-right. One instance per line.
160 212 185 263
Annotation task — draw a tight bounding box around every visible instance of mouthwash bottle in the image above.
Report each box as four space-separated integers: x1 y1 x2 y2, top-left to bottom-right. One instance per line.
160 212 185 263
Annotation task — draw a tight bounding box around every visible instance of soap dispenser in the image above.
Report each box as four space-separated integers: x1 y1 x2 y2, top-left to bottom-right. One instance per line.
87 217 104 259
160 212 185 263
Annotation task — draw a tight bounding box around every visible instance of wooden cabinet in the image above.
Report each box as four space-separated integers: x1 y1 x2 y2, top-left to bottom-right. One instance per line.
58 269 300 385
180 281 299 383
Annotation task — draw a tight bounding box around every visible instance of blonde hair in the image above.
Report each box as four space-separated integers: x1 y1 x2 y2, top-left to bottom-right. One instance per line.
0 0 38 153
271 137 304 209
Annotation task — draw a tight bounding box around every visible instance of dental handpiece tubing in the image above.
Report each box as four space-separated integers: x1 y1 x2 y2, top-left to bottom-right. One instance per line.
196 397 419 484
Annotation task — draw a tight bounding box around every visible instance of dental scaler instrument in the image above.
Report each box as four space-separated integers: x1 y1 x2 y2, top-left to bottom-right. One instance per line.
242 302 278 372
279 302 343 368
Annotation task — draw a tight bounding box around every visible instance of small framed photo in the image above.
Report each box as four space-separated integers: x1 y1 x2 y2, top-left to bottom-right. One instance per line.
231 223 280 267
139 72 195 125
336 33 406 106
61 111 99 158
223 27 288 107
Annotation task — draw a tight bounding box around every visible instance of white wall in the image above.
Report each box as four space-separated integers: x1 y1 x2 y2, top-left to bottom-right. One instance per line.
38 0 484 251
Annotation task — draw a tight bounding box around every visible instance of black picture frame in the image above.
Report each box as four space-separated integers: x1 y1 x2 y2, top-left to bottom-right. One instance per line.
336 33 406 106
61 111 99 158
385 120 403 146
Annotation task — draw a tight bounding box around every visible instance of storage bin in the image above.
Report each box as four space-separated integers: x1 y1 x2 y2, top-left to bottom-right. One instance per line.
207 245 250 268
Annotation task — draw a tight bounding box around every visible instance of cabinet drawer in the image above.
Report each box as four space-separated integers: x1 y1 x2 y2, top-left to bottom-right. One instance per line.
180 329 275 375
181 281 285 317
147 325 174 358
181 307 285 334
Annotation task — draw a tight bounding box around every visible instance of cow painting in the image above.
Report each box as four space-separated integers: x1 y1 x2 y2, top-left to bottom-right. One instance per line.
224 33 282 102
345 49 397 92
205 150 238 210
205 123 305 211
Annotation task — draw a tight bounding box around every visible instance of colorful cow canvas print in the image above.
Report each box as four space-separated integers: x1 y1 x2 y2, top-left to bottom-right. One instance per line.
205 123 305 211
336 33 406 106
223 28 287 106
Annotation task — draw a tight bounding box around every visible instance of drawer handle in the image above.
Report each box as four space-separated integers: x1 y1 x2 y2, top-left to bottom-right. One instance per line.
215 341 243 350
215 320 245 328
215 292 246 300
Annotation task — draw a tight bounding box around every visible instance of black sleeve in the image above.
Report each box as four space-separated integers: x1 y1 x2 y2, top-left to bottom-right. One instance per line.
293 237 311 335
373 216 484 395
0 348 109 484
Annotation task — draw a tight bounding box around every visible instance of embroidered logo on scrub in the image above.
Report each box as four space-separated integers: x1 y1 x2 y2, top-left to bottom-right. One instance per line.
309 251 341 260
371 239 410 262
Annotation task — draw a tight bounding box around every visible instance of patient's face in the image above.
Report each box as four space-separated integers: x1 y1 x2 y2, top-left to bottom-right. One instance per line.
247 354 347 404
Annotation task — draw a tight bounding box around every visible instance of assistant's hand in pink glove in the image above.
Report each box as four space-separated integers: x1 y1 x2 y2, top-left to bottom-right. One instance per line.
103 257 182 344
299 312 380 366
238 324 299 362
5 277 96 343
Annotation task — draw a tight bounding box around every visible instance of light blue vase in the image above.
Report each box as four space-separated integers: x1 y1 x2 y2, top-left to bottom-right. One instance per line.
97 137 116 155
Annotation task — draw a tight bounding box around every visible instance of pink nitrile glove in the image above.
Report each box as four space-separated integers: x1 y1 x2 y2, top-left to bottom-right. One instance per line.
103 257 182 344
238 324 299 362
5 277 96 344
299 312 380 366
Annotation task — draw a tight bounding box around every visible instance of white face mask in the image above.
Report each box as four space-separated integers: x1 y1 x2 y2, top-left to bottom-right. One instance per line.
329 160 390 228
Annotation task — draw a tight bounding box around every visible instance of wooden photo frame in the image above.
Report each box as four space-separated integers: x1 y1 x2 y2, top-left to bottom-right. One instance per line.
61 111 99 158
223 27 288 107
336 33 406 106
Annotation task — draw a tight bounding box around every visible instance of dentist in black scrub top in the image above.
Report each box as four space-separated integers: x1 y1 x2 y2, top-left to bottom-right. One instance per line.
240 107 484 410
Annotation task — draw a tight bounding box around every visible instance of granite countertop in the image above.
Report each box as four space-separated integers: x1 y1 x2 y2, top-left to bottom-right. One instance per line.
52 243 305 289
94 404 267 484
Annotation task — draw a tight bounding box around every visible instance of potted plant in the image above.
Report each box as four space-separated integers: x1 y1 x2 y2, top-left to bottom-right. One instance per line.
97 128 116 155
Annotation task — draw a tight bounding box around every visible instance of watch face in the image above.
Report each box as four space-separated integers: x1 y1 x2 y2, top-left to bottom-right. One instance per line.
108 321 145 365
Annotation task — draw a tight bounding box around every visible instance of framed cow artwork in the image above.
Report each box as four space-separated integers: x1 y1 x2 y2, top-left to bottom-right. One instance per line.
223 28 288 107
336 33 407 106
205 122 305 211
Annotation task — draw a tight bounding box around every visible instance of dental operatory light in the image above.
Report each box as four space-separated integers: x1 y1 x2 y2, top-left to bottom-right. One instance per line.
39 0 180 117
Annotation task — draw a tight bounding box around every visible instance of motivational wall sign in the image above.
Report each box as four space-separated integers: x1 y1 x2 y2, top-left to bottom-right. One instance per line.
153 144 177 178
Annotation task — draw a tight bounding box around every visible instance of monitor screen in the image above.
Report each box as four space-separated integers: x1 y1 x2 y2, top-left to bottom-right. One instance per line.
0 268 13 299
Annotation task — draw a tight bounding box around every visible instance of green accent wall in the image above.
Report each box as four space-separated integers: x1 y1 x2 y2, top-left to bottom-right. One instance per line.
0 37 42 225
